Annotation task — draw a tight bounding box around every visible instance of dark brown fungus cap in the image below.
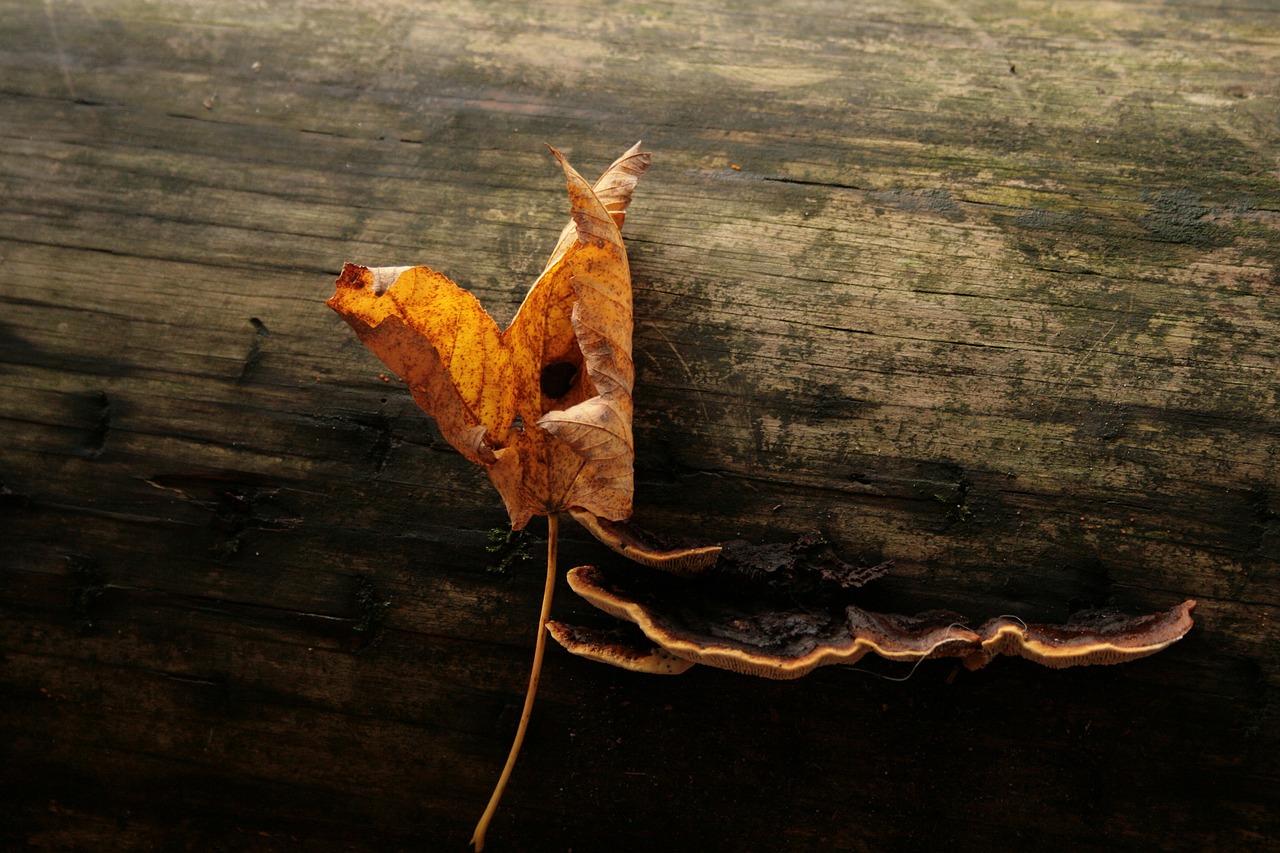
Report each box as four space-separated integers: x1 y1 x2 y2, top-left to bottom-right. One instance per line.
714 533 893 593
570 508 723 576
546 620 694 675
562 564 1197 679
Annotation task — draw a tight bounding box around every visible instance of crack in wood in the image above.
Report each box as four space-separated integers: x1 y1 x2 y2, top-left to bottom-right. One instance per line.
79 390 111 458
238 317 269 382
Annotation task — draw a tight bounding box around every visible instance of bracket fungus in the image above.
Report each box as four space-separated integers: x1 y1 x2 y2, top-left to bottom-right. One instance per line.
328 142 1196 849
549 554 1197 679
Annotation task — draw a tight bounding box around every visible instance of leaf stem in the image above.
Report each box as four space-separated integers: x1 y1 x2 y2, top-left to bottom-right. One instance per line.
471 512 559 851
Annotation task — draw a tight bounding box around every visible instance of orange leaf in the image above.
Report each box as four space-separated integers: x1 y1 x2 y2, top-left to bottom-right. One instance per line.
328 143 650 529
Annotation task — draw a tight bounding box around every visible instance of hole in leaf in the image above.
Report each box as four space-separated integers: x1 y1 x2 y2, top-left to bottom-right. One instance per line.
540 362 579 399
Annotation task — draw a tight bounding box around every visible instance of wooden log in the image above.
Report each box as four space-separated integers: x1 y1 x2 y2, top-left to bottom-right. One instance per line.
2 1 1277 850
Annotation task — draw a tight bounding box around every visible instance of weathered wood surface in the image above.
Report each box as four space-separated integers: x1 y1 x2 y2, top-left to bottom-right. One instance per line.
2 1 1278 850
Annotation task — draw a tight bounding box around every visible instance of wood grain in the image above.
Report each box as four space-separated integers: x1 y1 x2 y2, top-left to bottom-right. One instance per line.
2 1 1277 850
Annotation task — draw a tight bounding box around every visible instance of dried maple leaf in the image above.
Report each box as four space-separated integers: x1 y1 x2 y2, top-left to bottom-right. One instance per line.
329 142 648 529
328 143 650 851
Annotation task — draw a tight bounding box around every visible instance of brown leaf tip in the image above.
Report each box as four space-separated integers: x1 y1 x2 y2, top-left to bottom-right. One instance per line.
330 263 370 299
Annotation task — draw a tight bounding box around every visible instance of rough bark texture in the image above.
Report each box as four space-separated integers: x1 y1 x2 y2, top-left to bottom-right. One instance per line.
2 1 1277 850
